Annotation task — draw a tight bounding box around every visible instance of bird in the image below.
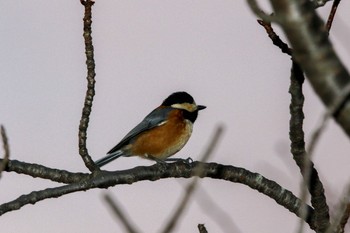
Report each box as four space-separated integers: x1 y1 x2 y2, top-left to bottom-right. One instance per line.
95 91 206 167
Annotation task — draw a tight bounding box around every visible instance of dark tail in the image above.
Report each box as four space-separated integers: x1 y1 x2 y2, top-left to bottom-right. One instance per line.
95 150 124 167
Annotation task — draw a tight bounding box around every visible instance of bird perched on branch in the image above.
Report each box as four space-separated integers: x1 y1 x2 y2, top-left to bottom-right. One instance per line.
95 91 206 167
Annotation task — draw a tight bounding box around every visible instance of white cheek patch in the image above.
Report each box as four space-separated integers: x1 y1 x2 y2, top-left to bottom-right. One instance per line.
171 103 197 112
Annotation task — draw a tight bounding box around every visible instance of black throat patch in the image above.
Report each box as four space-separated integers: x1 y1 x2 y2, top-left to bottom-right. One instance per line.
182 109 199 123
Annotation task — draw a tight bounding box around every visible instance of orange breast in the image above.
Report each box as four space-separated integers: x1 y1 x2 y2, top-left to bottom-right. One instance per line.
131 109 193 160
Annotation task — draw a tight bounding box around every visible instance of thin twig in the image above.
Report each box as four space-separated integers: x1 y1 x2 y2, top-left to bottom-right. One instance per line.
78 0 98 172
104 193 139 233
257 20 292 56
0 125 10 178
161 126 224 233
326 0 341 32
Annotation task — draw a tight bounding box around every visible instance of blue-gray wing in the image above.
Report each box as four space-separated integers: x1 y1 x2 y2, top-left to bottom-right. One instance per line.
107 107 173 154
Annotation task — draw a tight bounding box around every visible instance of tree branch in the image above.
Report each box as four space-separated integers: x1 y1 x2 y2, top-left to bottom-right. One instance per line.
257 20 292 56
269 0 350 138
255 10 331 232
3 159 88 183
78 0 98 172
0 161 317 230
289 62 330 233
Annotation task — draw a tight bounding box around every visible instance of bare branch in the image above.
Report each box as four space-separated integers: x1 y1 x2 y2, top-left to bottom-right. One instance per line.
269 0 350 137
289 63 330 233
0 125 10 178
4 159 87 184
104 193 139 233
0 183 85 215
0 161 317 230
161 126 224 233
257 20 292 56
78 0 98 172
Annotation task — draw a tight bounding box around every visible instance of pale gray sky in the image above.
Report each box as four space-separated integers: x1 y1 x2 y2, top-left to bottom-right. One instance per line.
1 1 350 232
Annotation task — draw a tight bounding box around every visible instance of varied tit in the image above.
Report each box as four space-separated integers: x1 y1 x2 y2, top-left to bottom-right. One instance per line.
95 91 206 167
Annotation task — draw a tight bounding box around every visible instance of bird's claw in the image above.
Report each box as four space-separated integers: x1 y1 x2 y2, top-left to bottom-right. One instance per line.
184 157 193 164
164 157 194 166
155 159 168 171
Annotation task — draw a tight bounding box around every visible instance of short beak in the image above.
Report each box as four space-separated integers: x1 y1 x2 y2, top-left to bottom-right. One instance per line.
197 105 206 111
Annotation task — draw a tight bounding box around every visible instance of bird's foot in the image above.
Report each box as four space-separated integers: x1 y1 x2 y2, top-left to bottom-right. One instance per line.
149 156 169 171
165 157 193 166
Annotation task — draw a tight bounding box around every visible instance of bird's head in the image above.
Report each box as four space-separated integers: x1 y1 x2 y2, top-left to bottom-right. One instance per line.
162 91 206 113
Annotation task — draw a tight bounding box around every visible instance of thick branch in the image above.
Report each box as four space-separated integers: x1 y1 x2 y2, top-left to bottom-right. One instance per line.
270 0 350 137
0 162 317 230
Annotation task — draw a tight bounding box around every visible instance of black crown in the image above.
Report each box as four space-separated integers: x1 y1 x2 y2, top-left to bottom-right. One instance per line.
162 92 195 106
